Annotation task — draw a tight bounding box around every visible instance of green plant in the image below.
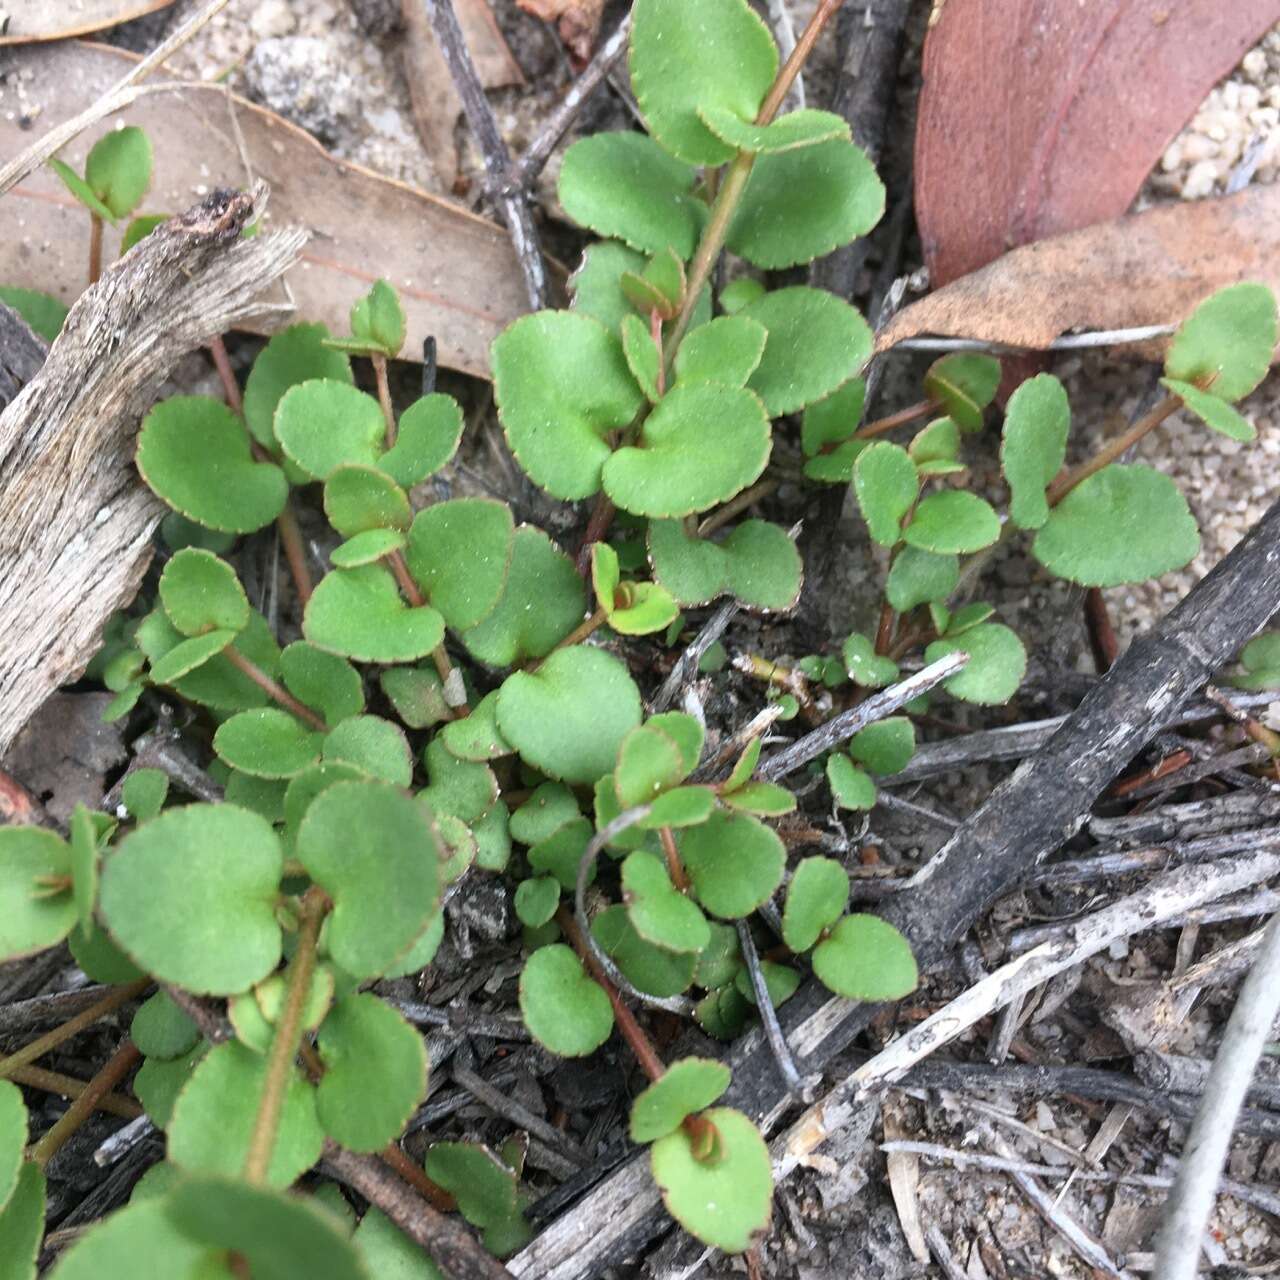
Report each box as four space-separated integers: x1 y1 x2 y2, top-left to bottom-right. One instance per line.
0 0 1275 1271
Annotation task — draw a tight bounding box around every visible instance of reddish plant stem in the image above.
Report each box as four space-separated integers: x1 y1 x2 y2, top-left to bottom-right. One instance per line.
222 647 327 731
1084 588 1120 672
275 502 315 605
380 1141 456 1212
659 826 690 892
209 335 243 413
29 1040 141 1169
874 599 897 656
651 309 666 397
1109 749 1193 799
853 398 935 441
553 606 608 654
575 493 617 577
88 215 104 285
697 478 780 538
557 906 665 1083
388 549 426 607
0 978 149 1082
372 354 397 447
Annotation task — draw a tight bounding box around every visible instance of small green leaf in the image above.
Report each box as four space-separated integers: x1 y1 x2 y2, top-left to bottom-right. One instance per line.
137 396 287 534
630 0 777 166
721 780 795 817
148 630 237 686
134 1045 206 1130
0 827 75 960
296 781 441 979
812 914 917 1000
1233 632 1280 691
1001 373 1070 529
0 1163 43 1280
304 565 445 664
0 286 67 342
593 906 696 997
280 642 364 727
85 126 152 219
100 804 282 995
380 664 449 729
419 737 498 823
519 944 614 1057
131 991 199 1061
694 921 741 990
885 545 958 611
324 715 412 786
925 622 1026 705
243 323 353 453
648 519 728 606
406 498 515 633
853 442 918 547
494 311 644 501
528 818 592 891
699 105 848 153
622 850 710 953
276 379 386 481
558 132 703 257
350 279 406 356
614 723 687 808
1164 281 1277 402
1160 377 1256 442
650 1107 772 1253
354 1207 445 1278
728 139 884 270
679 811 784 919
44 1197 204 1278
841 632 898 688
640 786 718 827
945 602 994 635
49 156 115 222
316 994 426 1152
924 353 1001 432
510 782 581 846
647 712 704 775
630 1058 731 1143
381 394 464 487
0 1081 26 1214
68 805 99 940
903 491 1000 554
462 526 585 667
826 755 875 810
158 549 249 637
734 958 800 1008
742 289 873 416
621 313 662 402
674 316 768 389
694 984 751 1039
424 1142 530 1256
603 383 771 519
497 646 642 785
782 857 848 953
214 708 324 779
801 378 864 457
120 768 168 823
1032 464 1199 587
849 717 915 775
440 690 512 762
723 520 802 611
514 877 560 928
720 277 766 315
324 466 411 538
609 580 681 636
569 241 647 331
909 416 960 468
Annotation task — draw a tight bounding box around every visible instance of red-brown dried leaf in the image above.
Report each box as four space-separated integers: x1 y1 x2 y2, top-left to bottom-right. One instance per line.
916 0 1280 286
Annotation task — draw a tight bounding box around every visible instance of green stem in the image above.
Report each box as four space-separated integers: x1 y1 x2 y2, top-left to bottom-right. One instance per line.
29 1041 141 1169
243 887 327 1185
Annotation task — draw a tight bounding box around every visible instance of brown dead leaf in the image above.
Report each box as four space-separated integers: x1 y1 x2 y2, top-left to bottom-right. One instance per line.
0 0 175 45
877 184 1280 356
400 0 525 193
916 0 1280 286
0 41 531 379
516 0 605 62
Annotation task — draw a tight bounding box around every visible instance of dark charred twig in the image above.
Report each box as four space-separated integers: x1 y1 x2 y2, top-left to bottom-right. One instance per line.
322 1142 514 1280
452 1064 587 1166
735 920 810 1101
420 0 548 310
0 985 120 1034
387 998 532 1042
506 14 632 192
651 601 740 712
757 653 967 780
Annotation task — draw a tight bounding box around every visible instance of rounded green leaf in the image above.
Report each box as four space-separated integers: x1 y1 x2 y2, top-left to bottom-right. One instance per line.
923 353 1001 432
849 717 915 775
623 850 710 954
621 313 661 403
69 919 144 983
674 316 768 389
719 277 767 315
603 383 770 519
382 393 464 487
925 622 1026 706
304 564 445 664
50 156 115 222
648 519 728 606
0 828 76 961
614 724 686 808
650 1107 772 1253
148 609 281 713
120 213 166 253
1164 281 1277 403
85 125 152 219
826 755 875 810
678 810 784 919
497 646 642 785
0 1161 43 1278
297 780 441 979
276 379 385 481
1001 373 1070 530
0 285 68 343
514 876 560 928
630 1058 731 1143
419 737 498 823
149 629 237 686
528 818 592 891
405 498 514 632
884 545 958 611
440 690 512 762
493 311 644 501
647 712 704 776
903 491 1000 554
349 278 407 356
137 396 288 533
165 1174 368 1280
812 913 917 1001
1032 464 1200 588
0 1081 26 1214
853 442 918 547
734 959 799 1009
742 288 872 416
609 580 680 636
569 240 647 331
322 715 410 787
782 856 848 953
558 132 703 257
100 804 283 995
121 768 169 823
332 529 407 567
519 944 614 1057
324 465 411 537
381 664 449 729
354 1206 445 1277
840 631 898 689
131 991 200 1061
592 905 696 997
699 105 848 153
1161 377 1256 442
243 323 353 452
46 1197 208 1279
1234 632 1280 690
424 1141 518 1231
158 548 249 637
694 984 751 1040
631 0 777 165
280 642 364 727
723 520 802 611
910 416 962 468
728 138 884 270
316 994 427 1152
214 708 324 779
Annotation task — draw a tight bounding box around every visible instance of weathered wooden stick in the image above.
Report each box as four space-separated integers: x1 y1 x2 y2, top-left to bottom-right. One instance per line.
0 187 305 754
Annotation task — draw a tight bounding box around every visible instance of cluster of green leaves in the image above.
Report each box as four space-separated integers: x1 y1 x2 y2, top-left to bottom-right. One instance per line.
50 124 157 242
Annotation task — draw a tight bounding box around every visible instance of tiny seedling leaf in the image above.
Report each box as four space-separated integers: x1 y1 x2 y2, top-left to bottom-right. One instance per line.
925 622 1027 705
826 755 875 810
1164 281 1277 403
275 379 386 481
923 353 1001 432
519 944 614 1057
884 546 958 611
849 717 915 775
1001 373 1070 529
84 125 153 220
405 497 515 632
782 857 849 953
381 394 465 487
678 810 785 919
674 316 768 389
811 914 918 1001
1160 378 1256 442
243 323 353 452
213 708 324 780
903 490 1000 554
304 565 445 664
630 1058 732 1143
158 549 250 637
622 850 711 954
853 442 918 547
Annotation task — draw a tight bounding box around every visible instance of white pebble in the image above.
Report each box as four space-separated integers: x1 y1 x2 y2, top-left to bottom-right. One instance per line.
1182 160 1218 198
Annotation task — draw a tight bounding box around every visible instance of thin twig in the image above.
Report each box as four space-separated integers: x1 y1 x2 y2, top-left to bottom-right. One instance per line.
735 920 810 1101
887 323 1177 354
652 601 740 712
1154 911 1280 1280
452 1064 586 1166
30 1040 142 1169
8 1063 141 1121
757 653 967 780
420 0 548 310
